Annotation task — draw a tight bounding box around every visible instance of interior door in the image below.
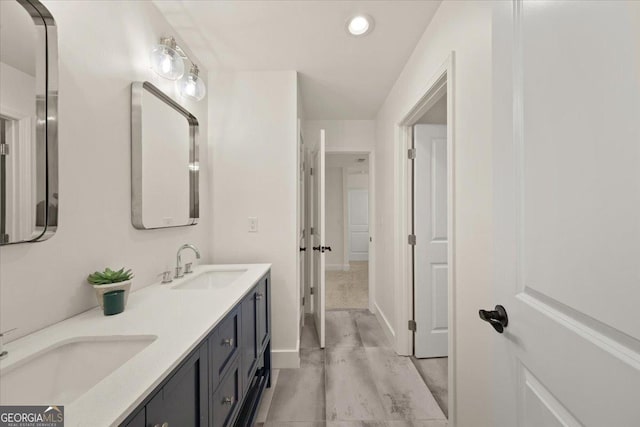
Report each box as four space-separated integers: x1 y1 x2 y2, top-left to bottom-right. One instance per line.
348 189 369 261
299 129 305 328
312 130 326 348
413 124 448 358
492 1 640 426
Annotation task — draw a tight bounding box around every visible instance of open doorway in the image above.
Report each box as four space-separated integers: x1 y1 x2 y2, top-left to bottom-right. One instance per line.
324 153 370 310
410 92 449 417
394 56 454 422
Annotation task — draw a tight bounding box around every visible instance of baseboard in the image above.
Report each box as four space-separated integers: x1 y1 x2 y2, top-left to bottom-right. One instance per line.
326 264 350 271
373 302 395 345
271 348 300 369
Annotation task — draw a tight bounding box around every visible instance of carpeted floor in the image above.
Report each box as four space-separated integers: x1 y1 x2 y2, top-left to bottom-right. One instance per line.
325 261 368 310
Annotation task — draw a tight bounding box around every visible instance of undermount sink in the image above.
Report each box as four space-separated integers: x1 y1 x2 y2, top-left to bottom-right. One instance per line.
171 269 247 290
0 335 156 405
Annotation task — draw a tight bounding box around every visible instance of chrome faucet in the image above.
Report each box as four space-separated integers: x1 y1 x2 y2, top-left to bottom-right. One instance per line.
0 328 17 360
176 244 201 278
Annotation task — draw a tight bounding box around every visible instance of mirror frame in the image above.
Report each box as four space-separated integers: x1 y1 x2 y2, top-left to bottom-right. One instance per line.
1 0 58 245
130 81 199 230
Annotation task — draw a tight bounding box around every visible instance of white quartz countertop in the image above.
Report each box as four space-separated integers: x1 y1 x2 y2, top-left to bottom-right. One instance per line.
0 263 271 426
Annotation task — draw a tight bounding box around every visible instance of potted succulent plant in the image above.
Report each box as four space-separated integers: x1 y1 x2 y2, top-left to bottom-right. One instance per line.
87 267 134 309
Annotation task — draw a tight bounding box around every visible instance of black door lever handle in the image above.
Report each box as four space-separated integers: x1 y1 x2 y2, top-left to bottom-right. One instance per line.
312 246 321 251
300 247 306 252
479 305 508 334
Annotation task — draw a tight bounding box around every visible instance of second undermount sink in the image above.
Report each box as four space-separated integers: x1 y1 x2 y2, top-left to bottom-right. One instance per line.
0 335 156 405
172 269 247 290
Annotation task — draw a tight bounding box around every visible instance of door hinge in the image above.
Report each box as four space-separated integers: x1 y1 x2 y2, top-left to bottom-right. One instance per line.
310 287 315 295
310 227 315 235
408 148 416 160
408 320 417 331
310 167 314 176
0 143 9 156
302 296 305 306
408 234 416 245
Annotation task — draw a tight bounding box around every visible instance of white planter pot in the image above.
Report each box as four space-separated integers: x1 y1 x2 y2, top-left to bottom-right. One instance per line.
92 281 132 309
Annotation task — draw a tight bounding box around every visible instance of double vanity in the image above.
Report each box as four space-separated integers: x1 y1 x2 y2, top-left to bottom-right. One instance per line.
0 264 272 427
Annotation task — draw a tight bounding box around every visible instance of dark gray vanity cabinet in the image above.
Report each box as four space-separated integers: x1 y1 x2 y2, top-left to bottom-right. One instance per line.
120 271 271 427
241 274 271 393
146 345 209 427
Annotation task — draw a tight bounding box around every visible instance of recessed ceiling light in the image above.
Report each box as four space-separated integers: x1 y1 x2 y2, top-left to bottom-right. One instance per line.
346 15 374 37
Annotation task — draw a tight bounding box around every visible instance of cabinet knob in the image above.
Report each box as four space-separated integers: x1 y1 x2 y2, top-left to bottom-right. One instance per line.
256 292 264 300
162 423 169 427
222 396 234 405
222 338 234 347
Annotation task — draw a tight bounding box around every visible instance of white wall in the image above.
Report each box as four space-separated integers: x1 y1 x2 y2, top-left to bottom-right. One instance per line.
347 173 369 190
0 1 211 342
208 70 299 368
303 120 374 152
374 1 494 426
325 167 345 269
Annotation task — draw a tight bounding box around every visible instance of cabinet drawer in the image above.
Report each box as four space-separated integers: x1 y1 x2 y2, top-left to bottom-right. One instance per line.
210 307 240 387
212 358 241 427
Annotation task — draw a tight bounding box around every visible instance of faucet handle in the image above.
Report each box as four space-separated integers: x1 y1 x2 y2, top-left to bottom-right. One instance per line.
174 266 184 279
159 271 173 284
184 262 193 274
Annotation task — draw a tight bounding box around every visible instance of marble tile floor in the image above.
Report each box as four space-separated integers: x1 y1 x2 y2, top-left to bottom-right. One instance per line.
256 310 447 427
326 262 369 310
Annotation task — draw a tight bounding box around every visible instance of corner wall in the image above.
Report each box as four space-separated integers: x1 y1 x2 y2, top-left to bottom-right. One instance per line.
374 1 494 425
208 70 299 368
0 0 211 342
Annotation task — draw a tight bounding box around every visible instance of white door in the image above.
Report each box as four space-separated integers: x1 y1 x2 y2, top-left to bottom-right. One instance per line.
312 130 326 348
493 2 640 426
348 189 369 261
299 130 305 328
413 124 448 358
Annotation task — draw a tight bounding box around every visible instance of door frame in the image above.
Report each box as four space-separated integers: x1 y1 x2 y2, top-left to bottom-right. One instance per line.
395 53 456 425
325 149 376 313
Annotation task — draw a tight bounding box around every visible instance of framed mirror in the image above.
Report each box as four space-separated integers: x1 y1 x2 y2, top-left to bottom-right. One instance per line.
131 82 199 229
0 0 58 245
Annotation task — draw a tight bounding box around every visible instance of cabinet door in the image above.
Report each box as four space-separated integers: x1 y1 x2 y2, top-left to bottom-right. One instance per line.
146 344 208 427
256 275 270 352
123 408 145 427
241 289 258 394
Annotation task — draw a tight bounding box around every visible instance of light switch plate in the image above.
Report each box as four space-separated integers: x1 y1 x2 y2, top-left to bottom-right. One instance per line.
248 217 258 232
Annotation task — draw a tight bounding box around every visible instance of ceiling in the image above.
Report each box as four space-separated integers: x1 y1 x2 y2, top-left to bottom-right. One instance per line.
153 1 441 120
326 153 368 174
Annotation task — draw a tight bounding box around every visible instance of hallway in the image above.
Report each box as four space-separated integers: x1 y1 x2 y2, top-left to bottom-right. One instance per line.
257 310 447 426
326 262 369 310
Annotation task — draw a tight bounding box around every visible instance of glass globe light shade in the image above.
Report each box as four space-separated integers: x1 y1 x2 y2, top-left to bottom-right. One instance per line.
150 37 185 80
179 65 206 101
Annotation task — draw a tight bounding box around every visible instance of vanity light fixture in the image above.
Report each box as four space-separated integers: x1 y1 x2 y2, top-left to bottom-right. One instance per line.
179 64 206 101
150 36 207 101
150 36 185 80
346 14 374 37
